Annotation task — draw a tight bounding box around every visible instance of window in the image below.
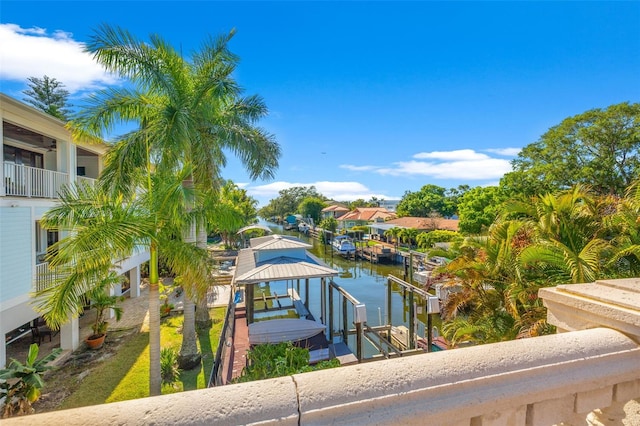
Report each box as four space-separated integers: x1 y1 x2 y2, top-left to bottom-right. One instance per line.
3 145 43 168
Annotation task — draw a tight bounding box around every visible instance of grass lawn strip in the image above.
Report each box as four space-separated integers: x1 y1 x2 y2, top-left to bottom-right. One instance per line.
38 307 225 411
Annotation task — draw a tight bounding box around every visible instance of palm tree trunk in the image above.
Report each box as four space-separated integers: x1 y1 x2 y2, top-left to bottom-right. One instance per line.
178 180 201 369
178 293 200 369
195 224 212 329
148 242 162 396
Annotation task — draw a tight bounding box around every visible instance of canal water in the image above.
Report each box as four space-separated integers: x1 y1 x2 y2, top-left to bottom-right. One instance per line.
261 222 441 358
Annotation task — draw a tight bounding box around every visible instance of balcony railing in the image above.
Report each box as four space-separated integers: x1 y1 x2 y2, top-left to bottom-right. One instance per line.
34 262 61 292
3 162 68 199
76 176 97 188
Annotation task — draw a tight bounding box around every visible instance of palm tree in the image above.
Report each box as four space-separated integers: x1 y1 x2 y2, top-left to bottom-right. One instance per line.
606 179 640 276
384 227 401 247
35 172 211 394
511 185 610 284
398 228 419 249
67 25 280 392
440 217 549 344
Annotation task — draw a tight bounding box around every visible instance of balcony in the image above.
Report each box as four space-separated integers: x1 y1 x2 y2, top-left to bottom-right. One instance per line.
4 279 639 425
3 162 68 199
34 262 61 292
75 175 97 188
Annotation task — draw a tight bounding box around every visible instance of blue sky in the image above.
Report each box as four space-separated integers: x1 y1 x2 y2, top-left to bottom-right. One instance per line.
1 1 639 206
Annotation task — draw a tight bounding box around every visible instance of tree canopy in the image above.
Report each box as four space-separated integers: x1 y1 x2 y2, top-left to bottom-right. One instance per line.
457 186 508 234
22 75 72 120
396 184 465 218
298 196 326 223
502 102 640 198
258 186 325 219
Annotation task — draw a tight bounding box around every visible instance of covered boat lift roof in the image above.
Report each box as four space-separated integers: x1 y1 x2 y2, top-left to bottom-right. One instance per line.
232 234 338 324
233 248 337 285
236 224 273 235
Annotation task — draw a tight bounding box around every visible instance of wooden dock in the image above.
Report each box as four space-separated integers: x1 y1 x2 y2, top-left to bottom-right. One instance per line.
357 245 397 263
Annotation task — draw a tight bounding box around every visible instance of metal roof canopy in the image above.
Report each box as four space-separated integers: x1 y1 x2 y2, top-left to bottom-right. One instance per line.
250 234 312 250
236 224 273 235
233 237 338 286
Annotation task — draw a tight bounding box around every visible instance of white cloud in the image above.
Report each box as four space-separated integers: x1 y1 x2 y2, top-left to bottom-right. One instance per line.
485 147 521 156
246 180 392 203
337 149 514 181
378 158 512 180
339 164 378 172
0 23 118 93
413 149 490 161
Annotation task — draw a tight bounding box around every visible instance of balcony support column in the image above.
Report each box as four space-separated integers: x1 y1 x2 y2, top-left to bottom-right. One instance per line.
60 315 80 351
130 265 141 298
0 338 6 369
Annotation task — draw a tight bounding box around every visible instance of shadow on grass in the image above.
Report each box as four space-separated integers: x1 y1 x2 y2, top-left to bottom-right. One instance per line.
177 308 225 391
60 330 150 409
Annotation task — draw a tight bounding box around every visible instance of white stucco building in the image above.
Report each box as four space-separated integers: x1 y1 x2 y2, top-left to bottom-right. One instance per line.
0 93 149 367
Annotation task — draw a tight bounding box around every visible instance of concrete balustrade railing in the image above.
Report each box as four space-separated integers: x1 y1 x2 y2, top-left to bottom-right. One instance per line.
4 279 640 425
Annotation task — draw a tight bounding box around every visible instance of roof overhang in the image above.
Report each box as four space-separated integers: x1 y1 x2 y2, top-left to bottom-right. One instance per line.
367 223 407 231
233 238 338 285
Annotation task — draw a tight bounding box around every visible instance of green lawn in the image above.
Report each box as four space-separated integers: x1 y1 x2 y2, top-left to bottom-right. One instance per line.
59 307 225 409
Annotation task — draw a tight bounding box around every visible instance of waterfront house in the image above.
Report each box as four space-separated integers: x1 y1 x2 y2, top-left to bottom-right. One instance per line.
368 216 459 240
0 93 149 368
336 207 396 231
320 204 349 220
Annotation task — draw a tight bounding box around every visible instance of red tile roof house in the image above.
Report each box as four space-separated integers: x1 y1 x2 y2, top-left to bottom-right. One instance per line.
385 217 459 232
337 207 396 231
320 204 350 219
367 217 459 241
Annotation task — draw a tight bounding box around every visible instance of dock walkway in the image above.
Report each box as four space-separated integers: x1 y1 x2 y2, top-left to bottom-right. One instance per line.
357 244 397 263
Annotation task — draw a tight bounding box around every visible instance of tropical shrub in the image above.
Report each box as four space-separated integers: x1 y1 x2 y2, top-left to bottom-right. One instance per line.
0 344 61 418
235 342 339 383
160 347 180 384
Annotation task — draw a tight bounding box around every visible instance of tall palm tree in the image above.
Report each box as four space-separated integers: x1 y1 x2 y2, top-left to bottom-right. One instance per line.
68 25 280 393
35 172 211 394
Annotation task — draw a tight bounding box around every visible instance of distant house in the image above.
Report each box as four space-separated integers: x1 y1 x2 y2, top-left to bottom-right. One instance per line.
368 216 459 239
337 207 396 231
321 204 350 220
385 217 459 232
377 199 401 212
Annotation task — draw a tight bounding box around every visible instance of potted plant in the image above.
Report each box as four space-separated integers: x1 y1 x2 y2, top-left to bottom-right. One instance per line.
85 273 124 350
160 300 174 318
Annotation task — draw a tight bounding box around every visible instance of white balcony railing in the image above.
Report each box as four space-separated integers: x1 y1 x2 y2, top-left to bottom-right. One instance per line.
34 262 61 292
76 176 97 188
3 162 68 199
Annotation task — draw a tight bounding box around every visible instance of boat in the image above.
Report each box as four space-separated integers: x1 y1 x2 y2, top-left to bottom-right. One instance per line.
248 318 326 345
298 222 310 233
331 235 356 256
414 268 431 286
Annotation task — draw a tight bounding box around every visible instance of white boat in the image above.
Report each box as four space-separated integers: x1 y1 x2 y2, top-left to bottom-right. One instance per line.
248 318 325 344
414 268 431 285
332 235 356 256
298 222 310 233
